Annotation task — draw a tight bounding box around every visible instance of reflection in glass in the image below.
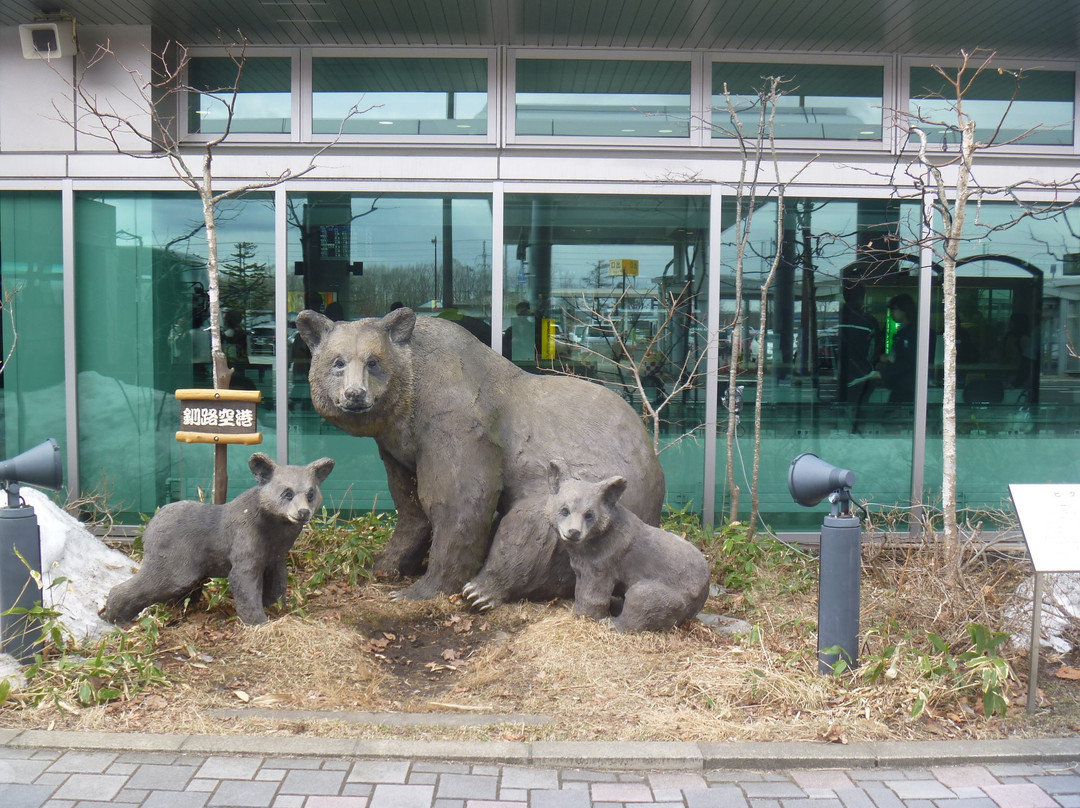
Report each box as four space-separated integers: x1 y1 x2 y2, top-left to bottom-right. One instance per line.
503 193 709 510
712 62 884 140
187 57 292 135
286 192 493 510
909 66 1074 147
313 57 488 136
516 59 690 138
0 192 65 473
74 192 276 519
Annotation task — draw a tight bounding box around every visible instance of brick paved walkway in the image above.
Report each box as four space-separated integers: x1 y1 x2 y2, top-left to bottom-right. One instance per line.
2 745 1079 808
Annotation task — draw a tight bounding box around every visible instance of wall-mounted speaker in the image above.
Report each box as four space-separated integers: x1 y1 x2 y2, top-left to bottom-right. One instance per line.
19 20 76 60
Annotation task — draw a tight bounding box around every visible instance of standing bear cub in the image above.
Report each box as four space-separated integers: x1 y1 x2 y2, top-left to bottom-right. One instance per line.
546 461 711 633
102 453 334 626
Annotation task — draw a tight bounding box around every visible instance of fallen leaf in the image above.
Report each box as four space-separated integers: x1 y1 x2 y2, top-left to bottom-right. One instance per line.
821 722 848 744
1055 665 1080 681
233 690 250 703
441 648 461 662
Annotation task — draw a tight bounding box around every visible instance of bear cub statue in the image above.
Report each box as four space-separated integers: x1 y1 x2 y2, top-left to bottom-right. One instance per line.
546 460 711 633
102 453 334 626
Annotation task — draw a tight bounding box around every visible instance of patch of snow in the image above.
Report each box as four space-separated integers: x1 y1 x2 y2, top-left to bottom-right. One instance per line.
0 487 138 681
1008 572 1080 654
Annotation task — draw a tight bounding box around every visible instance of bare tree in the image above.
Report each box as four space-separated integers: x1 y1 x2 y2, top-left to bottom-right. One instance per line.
716 76 815 528
557 283 709 454
58 32 369 501
897 49 1074 562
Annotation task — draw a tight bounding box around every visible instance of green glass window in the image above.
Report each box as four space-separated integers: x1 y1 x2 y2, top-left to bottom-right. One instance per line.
712 62 884 140
515 59 691 138
74 192 276 519
921 202 1080 513
909 66 1074 147
312 58 488 135
0 192 66 475
187 57 292 134
286 192 493 511
502 192 709 511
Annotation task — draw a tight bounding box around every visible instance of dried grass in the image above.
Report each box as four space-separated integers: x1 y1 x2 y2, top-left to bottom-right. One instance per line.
3 519 1079 743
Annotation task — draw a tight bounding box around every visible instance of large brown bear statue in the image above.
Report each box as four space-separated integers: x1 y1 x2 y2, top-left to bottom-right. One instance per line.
296 307 665 602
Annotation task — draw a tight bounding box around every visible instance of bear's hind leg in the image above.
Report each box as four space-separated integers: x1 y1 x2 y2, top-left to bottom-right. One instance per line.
612 582 688 633
102 569 203 624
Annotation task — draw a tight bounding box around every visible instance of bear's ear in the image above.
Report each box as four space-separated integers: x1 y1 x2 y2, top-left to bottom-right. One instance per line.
547 460 566 494
296 310 334 352
308 457 335 485
384 307 416 345
249 452 276 485
599 476 628 507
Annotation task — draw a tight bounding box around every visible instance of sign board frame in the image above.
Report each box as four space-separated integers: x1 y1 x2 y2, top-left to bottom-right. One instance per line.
175 388 262 445
1008 483 1080 712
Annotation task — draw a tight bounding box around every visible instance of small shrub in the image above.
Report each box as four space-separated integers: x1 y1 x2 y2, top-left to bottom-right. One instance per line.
714 521 811 594
859 622 1015 718
289 509 393 604
1 596 169 710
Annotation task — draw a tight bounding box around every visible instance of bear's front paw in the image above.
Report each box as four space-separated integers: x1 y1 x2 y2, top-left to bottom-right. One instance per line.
462 581 501 612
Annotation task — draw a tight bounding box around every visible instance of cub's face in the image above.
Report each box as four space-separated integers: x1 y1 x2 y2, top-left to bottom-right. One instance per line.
546 462 628 546
297 308 415 418
250 454 335 526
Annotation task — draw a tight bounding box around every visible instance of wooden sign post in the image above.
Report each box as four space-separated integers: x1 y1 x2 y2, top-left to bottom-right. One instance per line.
175 388 263 445
175 388 262 504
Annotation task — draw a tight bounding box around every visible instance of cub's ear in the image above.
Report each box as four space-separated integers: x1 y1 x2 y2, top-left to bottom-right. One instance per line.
547 459 567 495
384 307 416 345
309 457 335 485
296 310 334 352
249 452 276 485
599 476 628 507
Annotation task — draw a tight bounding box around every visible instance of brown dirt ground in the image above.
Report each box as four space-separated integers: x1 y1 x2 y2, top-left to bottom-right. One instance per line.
2 558 1080 743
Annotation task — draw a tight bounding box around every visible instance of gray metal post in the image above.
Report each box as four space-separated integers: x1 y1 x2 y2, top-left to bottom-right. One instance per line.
0 498 44 664
818 512 862 673
1028 571 1043 713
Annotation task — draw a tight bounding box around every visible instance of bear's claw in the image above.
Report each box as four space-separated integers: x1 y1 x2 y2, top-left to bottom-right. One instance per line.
462 582 495 611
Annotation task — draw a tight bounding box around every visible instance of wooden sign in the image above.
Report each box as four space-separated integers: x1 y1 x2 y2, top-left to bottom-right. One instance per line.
175 388 262 445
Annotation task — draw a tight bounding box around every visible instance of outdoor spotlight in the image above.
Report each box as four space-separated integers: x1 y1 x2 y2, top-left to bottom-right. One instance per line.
0 439 63 664
788 452 856 515
788 452 861 674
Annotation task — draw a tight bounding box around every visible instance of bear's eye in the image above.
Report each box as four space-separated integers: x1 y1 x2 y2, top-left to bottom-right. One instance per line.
559 507 570 518
282 488 294 501
366 356 380 371
331 356 347 372
584 511 594 522
307 488 316 501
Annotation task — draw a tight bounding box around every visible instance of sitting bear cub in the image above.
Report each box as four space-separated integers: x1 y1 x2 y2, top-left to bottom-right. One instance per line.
546 461 711 633
102 453 334 626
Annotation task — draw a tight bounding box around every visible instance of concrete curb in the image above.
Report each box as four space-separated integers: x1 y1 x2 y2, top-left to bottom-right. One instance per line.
2 729 1079 770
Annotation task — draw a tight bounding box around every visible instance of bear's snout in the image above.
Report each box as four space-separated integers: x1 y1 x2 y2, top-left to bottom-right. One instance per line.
341 384 372 412
295 508 311 523
559 527 582 543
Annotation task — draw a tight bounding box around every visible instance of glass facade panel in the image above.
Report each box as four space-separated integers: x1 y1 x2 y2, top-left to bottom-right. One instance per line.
74 192 276 519
909 66 1074 147
287 192 493 510
187 57 292 134
921 202 1080 512
503 193 709 510
0 193 66 475
716 197 925 530
712 62 884 140
515 59 691 138
312 57 488 135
